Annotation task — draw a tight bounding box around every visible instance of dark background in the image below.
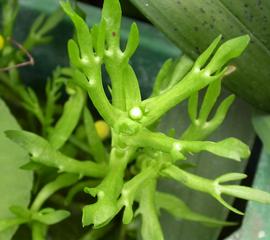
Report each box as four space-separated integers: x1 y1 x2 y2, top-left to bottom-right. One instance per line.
79 0 148 21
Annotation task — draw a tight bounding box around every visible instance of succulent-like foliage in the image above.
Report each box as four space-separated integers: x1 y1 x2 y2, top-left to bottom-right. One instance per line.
1 0 270 239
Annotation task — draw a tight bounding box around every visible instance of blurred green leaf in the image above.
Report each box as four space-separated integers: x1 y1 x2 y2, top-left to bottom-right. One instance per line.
156 192 236 227
0 99 33 239
130 0 270 112
252 112 270 153
32 209 70 225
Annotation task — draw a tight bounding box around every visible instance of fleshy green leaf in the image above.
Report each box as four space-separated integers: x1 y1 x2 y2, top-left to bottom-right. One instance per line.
215 173 247 183
5 130 107 178
211 95 235 126
101 0 122 48
166 55 194 89
152 55 193 98
120 165 158 224
123 65 141 110
67 39 82 68
48 85 85 150
179 138 250 161
82 197 119 228
95 20 106 58
151 58 173 97
199 80 221 122
220 185 270 204
138 179 164 240
61 1 94 60
206 35 250 74
156 192 236 227
31 174 78 212
202 138 250 161
82 148 132 228
187 92 198 123
32 209 70 225
141 36 248 126
124 22 139 59
194 35 221 69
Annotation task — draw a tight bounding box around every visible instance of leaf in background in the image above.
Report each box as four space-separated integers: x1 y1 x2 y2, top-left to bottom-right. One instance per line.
130 0 270 112
252 112 270 153
237 150 270 240
0 99 33 240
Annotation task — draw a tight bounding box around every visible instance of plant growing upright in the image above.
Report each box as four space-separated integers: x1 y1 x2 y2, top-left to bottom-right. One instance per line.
1 0 270 239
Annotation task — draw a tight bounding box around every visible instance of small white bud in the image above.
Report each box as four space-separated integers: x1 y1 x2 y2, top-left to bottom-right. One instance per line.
129 107 143 120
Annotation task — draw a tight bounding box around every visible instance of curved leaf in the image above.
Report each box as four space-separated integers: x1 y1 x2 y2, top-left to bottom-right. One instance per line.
155 192 236 227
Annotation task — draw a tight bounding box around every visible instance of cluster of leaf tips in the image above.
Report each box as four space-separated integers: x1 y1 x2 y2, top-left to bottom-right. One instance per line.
0 0 270 239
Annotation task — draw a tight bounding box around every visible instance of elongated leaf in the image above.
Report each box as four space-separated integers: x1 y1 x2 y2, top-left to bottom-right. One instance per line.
220 185 270 204
123 65 141 110
198 138 250 161
102 0 121 48
48 86 85 150
0 99 33 239
124 22 139 59
38 8 64 36
61 1 94 58
32 209 70 225
138 179 164 240
156 192 235 227
5 130 107 178
199 80 221 122
31 174 78 211
130 0 270 112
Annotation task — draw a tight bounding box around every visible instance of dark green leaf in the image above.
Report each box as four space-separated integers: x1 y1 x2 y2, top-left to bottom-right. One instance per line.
129 0 270 112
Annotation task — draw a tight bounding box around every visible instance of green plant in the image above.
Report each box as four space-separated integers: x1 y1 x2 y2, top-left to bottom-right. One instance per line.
129 0 270 112
0 0 270 239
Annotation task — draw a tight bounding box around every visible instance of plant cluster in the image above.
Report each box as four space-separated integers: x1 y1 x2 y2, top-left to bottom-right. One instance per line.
0 0 270 239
